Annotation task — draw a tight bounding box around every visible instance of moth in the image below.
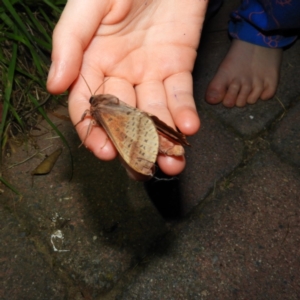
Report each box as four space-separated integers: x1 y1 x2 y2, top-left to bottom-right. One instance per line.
77 78 190 178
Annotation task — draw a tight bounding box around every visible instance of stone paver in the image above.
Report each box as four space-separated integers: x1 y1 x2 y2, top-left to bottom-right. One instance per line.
0 208 67 300
3 114 168 298
2 102 244 298
145 111 243 218
111 151 300 299
271 101 300 167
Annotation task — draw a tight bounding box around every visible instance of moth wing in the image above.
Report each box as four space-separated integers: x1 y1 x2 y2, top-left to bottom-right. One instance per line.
115 101 189 146
158 134 185 156
148 114 190 146
93 103 159 176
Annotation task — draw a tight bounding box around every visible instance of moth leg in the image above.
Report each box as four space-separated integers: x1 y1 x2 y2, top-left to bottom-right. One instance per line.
74 109 91 127
78 119 97 148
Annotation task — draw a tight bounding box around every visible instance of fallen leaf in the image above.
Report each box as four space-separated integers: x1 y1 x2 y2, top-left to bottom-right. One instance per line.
31 148 62 175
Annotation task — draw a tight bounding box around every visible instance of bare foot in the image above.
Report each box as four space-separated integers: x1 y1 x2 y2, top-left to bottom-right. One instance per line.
205 39 283 107
47 0 208 179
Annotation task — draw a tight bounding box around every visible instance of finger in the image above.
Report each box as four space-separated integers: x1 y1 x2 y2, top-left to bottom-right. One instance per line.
164 72 200 135
69 69 106 125
95 76 136 157
47 0 109 94
103 77 137 106
135 80 186 176
69 70 118 161
135 80 173 126
157 155 186 176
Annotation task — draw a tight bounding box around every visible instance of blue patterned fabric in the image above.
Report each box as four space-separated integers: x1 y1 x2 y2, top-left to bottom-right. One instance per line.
229 0 300 48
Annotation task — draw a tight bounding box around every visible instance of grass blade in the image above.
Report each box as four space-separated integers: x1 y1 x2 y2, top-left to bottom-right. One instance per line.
42 0 64 13
8 104 25 130
22 4 52 45
0 41 17 148
3 31 47 78
3 0 36 45
0 176 22 195
2 0 49 66
38 7 56 31
0 11 15 29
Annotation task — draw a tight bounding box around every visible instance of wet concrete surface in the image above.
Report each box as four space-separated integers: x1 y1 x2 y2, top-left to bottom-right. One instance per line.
1 0 300 299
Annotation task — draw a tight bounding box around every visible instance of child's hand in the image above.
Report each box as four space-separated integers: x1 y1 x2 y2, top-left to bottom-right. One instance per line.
47 0 207 178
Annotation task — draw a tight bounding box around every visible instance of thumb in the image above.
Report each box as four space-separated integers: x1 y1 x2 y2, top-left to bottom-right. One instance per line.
47 0 110 94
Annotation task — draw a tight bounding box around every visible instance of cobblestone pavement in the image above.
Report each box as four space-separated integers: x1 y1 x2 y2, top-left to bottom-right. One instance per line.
1 1 300 299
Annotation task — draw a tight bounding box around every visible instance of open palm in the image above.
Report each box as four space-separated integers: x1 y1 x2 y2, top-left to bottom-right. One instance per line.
47 0 207 178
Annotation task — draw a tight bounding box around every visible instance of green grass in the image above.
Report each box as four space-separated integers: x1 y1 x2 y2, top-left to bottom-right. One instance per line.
0 0 69 193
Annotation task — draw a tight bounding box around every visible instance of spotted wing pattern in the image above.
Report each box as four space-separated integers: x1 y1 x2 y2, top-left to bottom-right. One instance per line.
90 95 159 176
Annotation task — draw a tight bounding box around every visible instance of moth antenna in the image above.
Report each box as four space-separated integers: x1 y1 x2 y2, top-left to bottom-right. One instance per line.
80 74 93 96
80 74 110 96
94 78 110 95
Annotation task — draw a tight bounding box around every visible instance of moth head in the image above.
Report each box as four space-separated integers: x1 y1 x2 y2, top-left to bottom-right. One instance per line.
89 95 102 106
89 94 120 106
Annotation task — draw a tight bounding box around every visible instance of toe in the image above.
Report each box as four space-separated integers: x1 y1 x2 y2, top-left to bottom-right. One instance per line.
205 72 228 104
260 82 277 100
205 87 224 104
247 80 264 104
236 82 252 107
223 80 240 107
